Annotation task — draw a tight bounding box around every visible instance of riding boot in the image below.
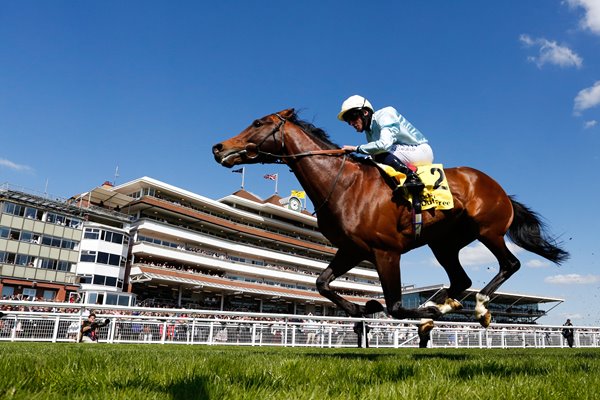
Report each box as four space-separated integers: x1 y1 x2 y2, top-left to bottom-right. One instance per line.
386 159 424 195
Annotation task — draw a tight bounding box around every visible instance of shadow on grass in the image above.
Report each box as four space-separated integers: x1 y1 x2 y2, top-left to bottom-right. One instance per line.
112 376 209 400
412 353 472 361
454 362 551 380
301 352 395 361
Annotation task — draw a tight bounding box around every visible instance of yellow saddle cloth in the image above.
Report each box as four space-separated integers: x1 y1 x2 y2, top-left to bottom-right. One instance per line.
379 163 454 210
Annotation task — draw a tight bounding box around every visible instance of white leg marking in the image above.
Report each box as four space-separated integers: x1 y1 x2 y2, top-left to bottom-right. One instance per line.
475 293 490 319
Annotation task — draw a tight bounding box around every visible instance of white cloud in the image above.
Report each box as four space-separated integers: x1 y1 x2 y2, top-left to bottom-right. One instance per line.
584 120 598 129
0 158 33 172
519 34 583 69
574 80 600 114
544 273 600 284
458 242 522 267
525 259 552 268
566 0 600 35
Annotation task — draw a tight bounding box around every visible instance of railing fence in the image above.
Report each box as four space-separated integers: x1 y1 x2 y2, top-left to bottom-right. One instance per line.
0 301 595 349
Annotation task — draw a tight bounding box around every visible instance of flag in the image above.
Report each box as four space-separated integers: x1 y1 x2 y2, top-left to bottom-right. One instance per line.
232 167 245 189
264 174 277 181
291 190 306 199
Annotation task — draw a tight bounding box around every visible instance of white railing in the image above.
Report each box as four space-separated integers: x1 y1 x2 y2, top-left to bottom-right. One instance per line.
0 300 596 348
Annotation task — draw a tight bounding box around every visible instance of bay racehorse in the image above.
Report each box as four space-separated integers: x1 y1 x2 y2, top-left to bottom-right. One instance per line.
212 109 568 343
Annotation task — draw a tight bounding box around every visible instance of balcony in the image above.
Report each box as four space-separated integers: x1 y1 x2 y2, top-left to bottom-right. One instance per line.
0 264 79 285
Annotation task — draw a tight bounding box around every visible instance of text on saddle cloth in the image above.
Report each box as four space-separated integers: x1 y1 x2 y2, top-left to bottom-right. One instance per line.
378 163 454 210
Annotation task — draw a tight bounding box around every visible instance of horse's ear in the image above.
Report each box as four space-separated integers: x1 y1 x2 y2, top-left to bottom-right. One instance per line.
278 108 295 119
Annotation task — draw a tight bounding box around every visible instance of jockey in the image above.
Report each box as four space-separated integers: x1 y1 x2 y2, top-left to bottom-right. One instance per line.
338 95 433 196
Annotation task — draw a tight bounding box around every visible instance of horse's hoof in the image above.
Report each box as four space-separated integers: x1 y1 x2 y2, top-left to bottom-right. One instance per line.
418 319 434 335
418 319 434 348
447 298 463 311
365 300 384 315
478 311 491 328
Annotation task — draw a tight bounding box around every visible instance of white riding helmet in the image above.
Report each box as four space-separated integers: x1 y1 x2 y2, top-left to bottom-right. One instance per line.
337 95 374 121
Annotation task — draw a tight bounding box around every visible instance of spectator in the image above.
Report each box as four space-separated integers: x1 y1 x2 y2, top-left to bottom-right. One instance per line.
353 321 371 348
562 319 574 348
80 313 110 343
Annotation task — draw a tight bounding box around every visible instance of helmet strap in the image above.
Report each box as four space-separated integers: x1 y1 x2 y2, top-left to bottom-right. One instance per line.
361 109 373 131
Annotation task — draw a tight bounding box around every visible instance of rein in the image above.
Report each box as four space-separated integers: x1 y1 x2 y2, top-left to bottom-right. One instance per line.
311 154 347 216
252 113 348 160
251 113 349 214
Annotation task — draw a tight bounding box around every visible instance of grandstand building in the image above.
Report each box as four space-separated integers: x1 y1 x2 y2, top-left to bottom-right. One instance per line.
111 176 381 316
0 184 133 304
1 178 563 322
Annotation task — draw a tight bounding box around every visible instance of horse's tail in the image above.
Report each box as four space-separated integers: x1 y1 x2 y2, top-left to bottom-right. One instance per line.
507 196 569 265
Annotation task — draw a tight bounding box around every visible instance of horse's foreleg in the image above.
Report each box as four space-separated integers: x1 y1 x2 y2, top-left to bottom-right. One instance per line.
316 249 368 317
371 250 442 321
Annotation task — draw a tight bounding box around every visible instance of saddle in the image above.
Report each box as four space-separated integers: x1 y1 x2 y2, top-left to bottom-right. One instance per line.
373 161 454 238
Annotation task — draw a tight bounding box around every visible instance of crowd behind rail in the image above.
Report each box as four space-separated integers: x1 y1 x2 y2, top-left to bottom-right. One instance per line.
0 300 597 348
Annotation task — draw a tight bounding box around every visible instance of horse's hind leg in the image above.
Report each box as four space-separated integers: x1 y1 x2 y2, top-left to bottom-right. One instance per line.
475 235 521 327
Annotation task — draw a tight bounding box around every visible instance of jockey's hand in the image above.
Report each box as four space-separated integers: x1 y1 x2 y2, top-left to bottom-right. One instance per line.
342 145 358 153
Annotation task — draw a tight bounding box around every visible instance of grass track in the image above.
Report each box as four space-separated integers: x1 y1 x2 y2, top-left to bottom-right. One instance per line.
1 343 599 399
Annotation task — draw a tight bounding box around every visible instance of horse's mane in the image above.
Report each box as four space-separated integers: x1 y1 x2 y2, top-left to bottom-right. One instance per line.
288 112 366 163
288 112 338 149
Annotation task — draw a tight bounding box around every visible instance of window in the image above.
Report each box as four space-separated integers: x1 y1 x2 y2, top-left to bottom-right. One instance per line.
3 202 25 216
24 207 38 219
105 276 117 287
80 251 96 262
66 217 82 228
1 286 14 297
2 202 16 214
22 288 37 299
15 254 32 266
9 229 20 240
97 252 109 264
5 252 16 264
106 293 118 305
84 228 99 240
42 290 55 300
61 239 77 250
0 227 9 239
20 231 33 242
93 275 105 285
109 254 121 266
57 261 70 271
111 232 123 244
40 258 57 270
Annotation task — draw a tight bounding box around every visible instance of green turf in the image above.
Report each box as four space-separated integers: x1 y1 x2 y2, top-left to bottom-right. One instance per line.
1 343 599 399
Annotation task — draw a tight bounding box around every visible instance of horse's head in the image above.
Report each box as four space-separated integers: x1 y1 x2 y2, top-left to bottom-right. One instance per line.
212 108 295 168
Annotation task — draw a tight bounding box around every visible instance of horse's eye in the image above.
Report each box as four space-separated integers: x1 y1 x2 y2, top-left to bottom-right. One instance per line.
253 120 262 128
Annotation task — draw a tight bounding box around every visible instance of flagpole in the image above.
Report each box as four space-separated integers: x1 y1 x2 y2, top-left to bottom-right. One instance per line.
275 174 279 194
241 167 245 189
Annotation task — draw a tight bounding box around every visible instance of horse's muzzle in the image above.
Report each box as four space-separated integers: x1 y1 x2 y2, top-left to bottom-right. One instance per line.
212 142 259 167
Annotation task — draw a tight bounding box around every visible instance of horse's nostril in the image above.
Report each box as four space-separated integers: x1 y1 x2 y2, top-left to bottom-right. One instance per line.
212 143 223 154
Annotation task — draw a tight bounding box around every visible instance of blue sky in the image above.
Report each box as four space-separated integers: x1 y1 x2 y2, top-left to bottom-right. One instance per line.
1 1 599 325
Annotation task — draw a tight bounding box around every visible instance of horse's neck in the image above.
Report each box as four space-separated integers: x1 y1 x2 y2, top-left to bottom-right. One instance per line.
284 130 350 210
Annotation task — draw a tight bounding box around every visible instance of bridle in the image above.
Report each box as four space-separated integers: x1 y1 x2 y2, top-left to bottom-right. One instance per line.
244 113 349 215
246 113 348 161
